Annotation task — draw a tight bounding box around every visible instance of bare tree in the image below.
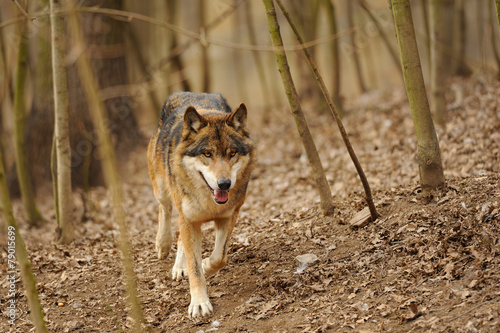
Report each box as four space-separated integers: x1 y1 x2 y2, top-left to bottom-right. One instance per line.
263 0 335 216
167 0 191 92
390 0 445 192
10 0 143 199
451 0 472 76
496 0 500 34
489 0 500 77
322 0 343 114
347 0 367 93
429 0 447 125
13 6 43 225
275 0 378 221
0 148 47 332
245 0 271 108
199 0 210 92
232 1 248 102
50 0 74 243
358 0 403 80
64 0 145 330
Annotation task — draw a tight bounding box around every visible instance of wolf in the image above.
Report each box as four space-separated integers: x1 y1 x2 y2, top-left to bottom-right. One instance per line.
147 92 255 317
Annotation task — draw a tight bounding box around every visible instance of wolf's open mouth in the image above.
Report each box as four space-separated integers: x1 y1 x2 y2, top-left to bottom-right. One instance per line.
200 173 229 204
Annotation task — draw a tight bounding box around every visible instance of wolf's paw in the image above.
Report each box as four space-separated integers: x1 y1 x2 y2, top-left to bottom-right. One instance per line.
155 241 171 260
202 257 226 276
172 267 188 281
188 299 213 317
202 258 215 276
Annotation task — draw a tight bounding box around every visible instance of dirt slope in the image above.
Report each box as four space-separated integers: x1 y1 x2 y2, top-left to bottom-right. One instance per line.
1 77 499 332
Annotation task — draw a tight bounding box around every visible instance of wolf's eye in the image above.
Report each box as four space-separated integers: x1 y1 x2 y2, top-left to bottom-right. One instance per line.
203 152 212 158
230 151 237 158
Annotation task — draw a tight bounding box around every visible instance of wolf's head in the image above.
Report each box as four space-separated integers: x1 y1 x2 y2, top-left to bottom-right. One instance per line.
180 104 254 205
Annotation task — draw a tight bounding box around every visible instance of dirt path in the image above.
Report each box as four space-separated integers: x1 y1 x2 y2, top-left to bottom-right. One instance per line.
1 78 499 332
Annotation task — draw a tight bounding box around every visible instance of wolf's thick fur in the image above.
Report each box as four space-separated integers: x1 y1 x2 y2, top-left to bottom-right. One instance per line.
147 92 255 317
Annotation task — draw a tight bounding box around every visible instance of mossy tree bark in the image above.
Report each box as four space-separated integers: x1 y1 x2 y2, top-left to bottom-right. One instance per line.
50 0 74 244
13 9 43 226
0 148 47 333
429 0 447 125
64 0 145 330
390 0 445 192
262 0 335 216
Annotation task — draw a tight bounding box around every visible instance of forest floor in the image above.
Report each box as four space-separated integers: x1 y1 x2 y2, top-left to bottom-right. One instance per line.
1 76 500 332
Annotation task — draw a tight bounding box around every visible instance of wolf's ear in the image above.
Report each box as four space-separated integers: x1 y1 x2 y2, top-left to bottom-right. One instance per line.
184 106 206 134
227 103 247 132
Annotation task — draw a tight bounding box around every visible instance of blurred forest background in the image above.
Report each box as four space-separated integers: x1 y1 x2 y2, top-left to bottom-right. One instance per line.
1 0 499 199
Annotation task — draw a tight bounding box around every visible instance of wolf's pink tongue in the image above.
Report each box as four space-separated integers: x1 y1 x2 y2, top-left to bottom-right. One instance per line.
214 190 228 203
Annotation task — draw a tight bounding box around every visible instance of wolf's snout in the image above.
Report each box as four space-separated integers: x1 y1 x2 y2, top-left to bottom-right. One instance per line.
217 178 231 190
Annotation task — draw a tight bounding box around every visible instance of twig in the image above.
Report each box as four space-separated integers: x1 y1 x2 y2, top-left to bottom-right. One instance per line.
11 0 32 21
0 6 356 53
449 299 492 322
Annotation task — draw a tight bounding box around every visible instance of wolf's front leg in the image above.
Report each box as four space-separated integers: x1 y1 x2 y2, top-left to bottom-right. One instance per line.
156 200 173 259
202 213 237 276
178 217 213 317
172 237 188 280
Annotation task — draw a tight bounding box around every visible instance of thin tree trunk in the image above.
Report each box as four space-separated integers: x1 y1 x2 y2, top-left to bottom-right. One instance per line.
390 0 445 192
275 0 378 221
245 0 270 108
167 0 191 92
126 24 162 112
451 0 472 76
347 0 367 93
0 149 47 332
13 9 43 225
233 1 248 102
429 0 447 125
262 0 335 216
358 0 403 80
288 0 321 101
489 0 500 77
64 1 145 331
496 0 500 35
478 0 486 69
422 0 431 66
199 0 210 92
322 0 343 115
50 0 74 243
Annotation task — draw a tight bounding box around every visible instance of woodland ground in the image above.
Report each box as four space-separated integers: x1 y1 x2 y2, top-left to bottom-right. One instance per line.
1 77 499 332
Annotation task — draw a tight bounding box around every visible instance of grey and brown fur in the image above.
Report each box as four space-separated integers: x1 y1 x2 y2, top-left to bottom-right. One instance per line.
147 92 255 317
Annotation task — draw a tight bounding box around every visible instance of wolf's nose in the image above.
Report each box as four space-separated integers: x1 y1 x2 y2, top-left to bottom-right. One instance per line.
217 178 231 190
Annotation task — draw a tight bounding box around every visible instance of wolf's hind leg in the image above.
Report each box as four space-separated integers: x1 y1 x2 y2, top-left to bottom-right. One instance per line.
172 237 188 280
156 199 173 260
